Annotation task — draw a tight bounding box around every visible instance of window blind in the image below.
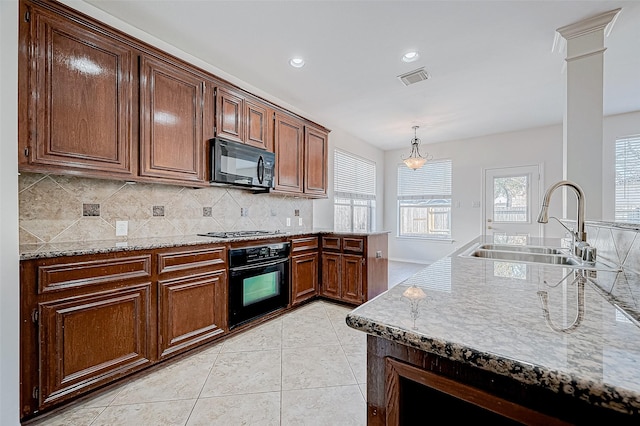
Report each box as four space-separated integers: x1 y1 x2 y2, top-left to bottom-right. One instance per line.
397 159 452 200
334 149 376 200
615 135 640 223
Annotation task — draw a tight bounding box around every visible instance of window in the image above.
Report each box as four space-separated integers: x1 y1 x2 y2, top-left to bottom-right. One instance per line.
334 150 376 232
615 135 640 223
397 159 452 239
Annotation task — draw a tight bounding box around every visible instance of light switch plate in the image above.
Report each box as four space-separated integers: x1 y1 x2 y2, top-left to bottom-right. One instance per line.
298 218 303 226
115 220 128 236
286 218 291 227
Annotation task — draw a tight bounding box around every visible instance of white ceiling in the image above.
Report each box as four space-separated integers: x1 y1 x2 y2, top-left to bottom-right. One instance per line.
82 0 640 151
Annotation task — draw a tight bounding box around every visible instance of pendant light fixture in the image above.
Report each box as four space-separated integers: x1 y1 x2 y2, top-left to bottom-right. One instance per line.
402 126 431 170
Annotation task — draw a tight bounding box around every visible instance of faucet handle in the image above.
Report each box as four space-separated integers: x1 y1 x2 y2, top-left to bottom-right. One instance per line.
582 246 597 264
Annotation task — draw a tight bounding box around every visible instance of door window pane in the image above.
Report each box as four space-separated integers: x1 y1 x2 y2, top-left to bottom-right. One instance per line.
493 175 528 222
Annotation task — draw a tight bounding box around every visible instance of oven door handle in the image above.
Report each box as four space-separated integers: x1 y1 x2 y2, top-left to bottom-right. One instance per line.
229 257 289 272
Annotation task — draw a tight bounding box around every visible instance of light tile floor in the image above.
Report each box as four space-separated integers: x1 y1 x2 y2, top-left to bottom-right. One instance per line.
27 261 425 426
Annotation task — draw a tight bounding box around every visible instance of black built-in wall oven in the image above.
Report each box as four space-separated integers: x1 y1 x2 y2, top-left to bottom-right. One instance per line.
228 242 290 328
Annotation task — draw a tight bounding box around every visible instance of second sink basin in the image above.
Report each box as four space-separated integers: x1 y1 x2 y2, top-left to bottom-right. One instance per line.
476 244 566 255
459 243 621 272
470 248 579 265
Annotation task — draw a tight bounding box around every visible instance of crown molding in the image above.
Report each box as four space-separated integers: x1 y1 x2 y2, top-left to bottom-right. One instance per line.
557 8 621 40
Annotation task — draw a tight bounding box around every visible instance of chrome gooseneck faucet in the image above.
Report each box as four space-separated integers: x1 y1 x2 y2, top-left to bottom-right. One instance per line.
537 180 593 260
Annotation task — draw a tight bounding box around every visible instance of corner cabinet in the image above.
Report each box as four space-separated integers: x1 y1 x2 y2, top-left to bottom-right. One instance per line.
19 1 135 178
139 55 206 185
320 233 388 305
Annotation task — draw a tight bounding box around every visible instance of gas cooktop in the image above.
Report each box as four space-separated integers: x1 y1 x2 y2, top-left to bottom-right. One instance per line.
197 230 284 239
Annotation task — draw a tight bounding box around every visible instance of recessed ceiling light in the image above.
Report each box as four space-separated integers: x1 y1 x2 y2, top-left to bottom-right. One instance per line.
402 51 419 63
289 57 305 68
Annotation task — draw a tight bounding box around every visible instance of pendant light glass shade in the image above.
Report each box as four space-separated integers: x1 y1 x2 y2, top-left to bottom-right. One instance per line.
402 126 430 170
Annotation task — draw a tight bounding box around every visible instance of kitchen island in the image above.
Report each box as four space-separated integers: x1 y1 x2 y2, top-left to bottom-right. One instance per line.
347 234 640 424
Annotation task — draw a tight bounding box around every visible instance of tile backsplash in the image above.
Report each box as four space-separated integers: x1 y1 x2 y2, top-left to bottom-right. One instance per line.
19 173 313 244
585 222 640 275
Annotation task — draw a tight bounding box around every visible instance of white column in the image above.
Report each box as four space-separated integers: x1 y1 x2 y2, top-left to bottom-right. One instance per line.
556 9 620 221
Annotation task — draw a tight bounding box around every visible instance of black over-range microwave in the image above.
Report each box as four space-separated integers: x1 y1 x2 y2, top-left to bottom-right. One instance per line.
210 137 275 190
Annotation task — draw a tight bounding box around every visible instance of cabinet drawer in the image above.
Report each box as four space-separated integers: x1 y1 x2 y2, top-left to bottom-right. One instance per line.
38 255 151 294
343 237 364 254
291 236 319 253
157 246 226 275
321 236 341 251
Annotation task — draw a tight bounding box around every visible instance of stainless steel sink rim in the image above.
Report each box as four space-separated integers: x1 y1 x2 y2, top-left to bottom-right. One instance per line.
458 243 621 272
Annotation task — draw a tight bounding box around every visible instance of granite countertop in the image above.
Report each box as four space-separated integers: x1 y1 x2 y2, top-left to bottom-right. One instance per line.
346 235 640 416
19 229 391 260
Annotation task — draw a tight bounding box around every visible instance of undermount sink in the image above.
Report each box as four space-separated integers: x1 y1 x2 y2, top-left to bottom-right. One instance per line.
459 243 621 272
476 244 566 255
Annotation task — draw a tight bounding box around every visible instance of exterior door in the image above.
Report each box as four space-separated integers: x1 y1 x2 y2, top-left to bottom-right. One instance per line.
483 165 542 241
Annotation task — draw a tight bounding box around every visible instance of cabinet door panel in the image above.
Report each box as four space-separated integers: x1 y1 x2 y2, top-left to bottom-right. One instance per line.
291 252 319 306
245 99 269 150
216 87 244 142
140 56 204 183
304 126 328 197
342 254 363 304
274 113 304 193
39 284 152 407
321 253 341 299
158 271 226 359
30 8 134 175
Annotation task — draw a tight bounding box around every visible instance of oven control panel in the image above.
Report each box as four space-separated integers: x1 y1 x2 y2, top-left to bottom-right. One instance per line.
229 242 290 268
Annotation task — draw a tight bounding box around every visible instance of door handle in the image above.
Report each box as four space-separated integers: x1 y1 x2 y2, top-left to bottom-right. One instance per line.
487 219 493 223
487 226 493 230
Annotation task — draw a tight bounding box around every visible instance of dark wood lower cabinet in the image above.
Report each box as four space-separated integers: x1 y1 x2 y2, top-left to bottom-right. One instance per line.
158 270 226 359
320 252 341 299
368 335 636 425
291 252 319 306
341 254 364 304
20 244 228 421
38 284 152 408
320 233 388 305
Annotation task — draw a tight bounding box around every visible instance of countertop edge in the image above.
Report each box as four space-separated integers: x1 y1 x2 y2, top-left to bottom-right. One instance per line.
19 230 392 260
345 311 640 415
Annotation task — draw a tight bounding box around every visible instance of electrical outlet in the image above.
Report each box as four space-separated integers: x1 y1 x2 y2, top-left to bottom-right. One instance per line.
286 218 291 227
241 207 248 217
298 218 303 226
115 220 128 236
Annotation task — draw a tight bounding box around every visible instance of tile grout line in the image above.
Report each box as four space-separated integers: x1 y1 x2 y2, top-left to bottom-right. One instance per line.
184 343 223 425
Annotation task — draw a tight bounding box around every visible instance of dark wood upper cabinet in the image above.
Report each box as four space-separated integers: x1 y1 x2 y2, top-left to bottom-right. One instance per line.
245 97 271 150
304 125 329 197
139 55 206 185
215 86 244 143
274 112 304 193
20 3 135 177
18 0 326 191
214 86 271 151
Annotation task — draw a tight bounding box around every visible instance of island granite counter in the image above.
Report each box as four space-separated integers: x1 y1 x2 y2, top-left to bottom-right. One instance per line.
346 234 640 424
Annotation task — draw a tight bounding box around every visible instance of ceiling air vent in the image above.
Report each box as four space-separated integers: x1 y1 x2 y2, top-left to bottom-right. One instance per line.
397 67 431 86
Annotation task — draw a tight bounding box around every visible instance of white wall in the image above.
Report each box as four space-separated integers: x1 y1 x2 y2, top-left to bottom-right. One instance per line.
602 110 640 220
1 0 20 424
384 125 565 264
312 127 385 231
